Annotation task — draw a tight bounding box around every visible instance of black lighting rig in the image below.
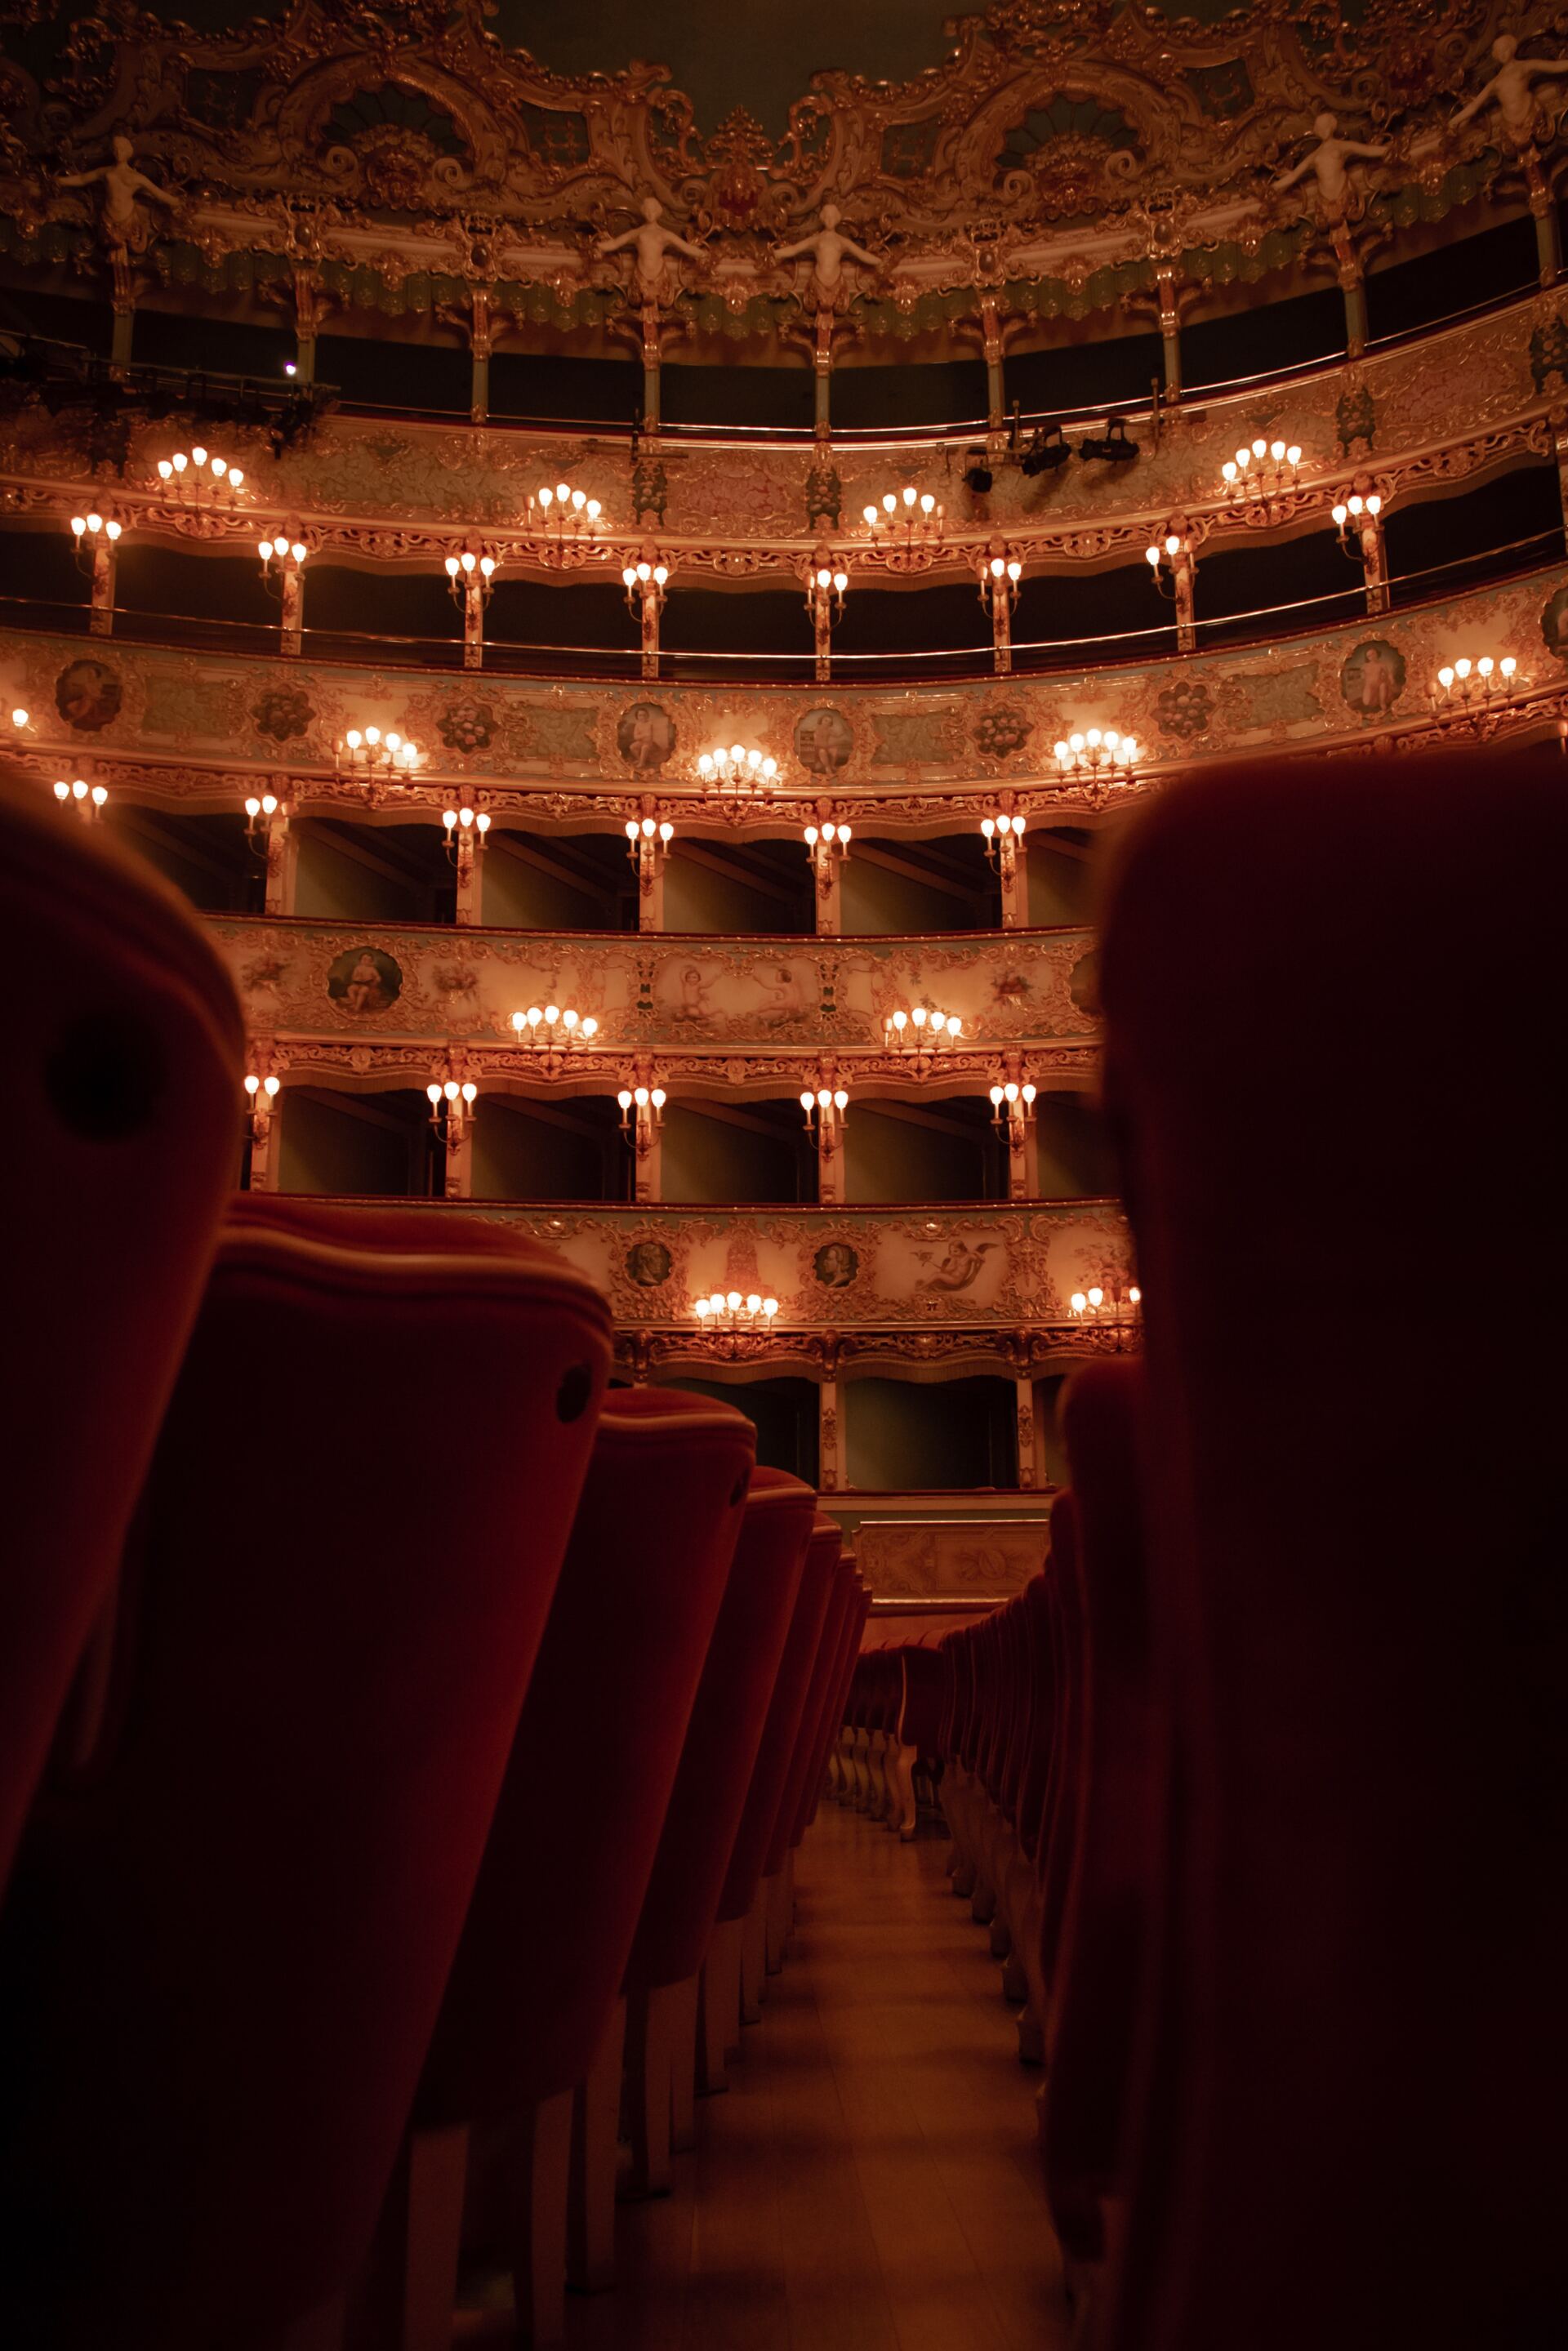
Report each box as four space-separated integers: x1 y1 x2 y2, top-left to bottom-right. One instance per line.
0 331 333 470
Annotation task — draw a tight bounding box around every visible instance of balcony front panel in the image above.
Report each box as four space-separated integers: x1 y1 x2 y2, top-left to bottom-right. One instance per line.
7 561 1566 829
208 915 1097 1077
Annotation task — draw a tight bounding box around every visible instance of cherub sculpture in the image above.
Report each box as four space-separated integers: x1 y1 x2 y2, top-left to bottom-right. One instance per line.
1453 33 1568 153
595 194 704 305
1273 113 1390 227
56 134 177 263
774 203 881 306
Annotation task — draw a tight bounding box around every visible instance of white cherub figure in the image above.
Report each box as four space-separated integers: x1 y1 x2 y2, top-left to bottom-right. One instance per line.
57 133 177 261
1453 33 1568 151
773 203 881 305
1273 112 1390 225
595 194 705 305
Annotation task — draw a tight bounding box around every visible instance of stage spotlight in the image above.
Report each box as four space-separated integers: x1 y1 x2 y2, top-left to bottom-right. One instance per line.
963 449 994 495
1078 416 1138 465
1019 424 1070 477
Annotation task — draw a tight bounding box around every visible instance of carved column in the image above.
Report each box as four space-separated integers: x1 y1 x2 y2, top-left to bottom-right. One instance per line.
1014 1376 1037 1491
637 857 665 933
462 574 486 670
817 1123 844 1206
109 254 136 370
454 835 483 928
640 301 661 430
1358 506 1389 617
279 563 304 657
640 581 662 682
1332 224 1367 359
1551 412 1568 537
1526 154 1562 287
470 288 493 422
980 292 1004 430
263 797 297 917
813 860 841 937
814 307 834 434
1000 835 1027 930
247 1094 277 1195
991 586 1013 676
634 1125 660 1204
818 1360 843 1493
1006 1112 1037 1201
1172 540 1198 653
443 1124 474 1201
1155 261 1182 399
292 268 325 385
89 538 117 637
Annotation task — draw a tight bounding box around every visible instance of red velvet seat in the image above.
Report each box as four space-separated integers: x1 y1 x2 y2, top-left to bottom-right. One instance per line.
0 1196 612 2351
622 1466 817 2181
0 773 243 1891
370 1383 755 2348
1094 752 1568 2351
763 1543 854 1956
1040 1365 1153 2282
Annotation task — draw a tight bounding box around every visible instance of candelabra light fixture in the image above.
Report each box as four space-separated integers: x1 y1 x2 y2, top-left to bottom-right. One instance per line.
156 446 245 504
1331 490 1382 548
803 817 851 892
243 1071 279 1143
884 1004 963 1064
626 815 674 893
697 743 778 795
1222 437 1302 501
53 777 107 819
978 552 1023 613
69 509 122 559
1069 1281 1143 1347
1144 532 1187 595
511 1004 599 1061
980 811 1026 881
257 532 308 581
693 1290 779 1330
426 1076 478 1149
443 548 498 603
617 1083 666 1160
243 788 282 840
1054 728 1138 780
862 488 944 569
990 1076 1037 1151
1434 653 1517 709
529 480 604 565
336 724 420 782
800 1083 849 1160
442 805 490 892
621 555 670 615
804 554 849 683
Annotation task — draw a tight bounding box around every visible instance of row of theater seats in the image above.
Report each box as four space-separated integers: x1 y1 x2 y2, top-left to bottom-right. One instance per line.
827 747 1566 2351
0 773 869 2350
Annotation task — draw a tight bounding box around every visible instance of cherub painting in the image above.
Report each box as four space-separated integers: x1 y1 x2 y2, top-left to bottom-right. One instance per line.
913 1236 1000 1294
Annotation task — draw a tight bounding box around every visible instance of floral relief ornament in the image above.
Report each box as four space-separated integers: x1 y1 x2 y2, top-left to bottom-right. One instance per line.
252 683 314 743
973 702 1033 759
438 694 496 753
1155 677 1213 740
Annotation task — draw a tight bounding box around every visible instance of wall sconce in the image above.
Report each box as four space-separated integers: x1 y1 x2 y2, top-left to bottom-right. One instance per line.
1331 490 1382 550
626 815 673 895
243 789 280 839
257 533 308 586
804 817 851 893
989 1077 1036 1151
1433 653 1518 711
804 554 849 683
69 508 122 568
443 548 498 605
621 556 670 617
9 706 29 733
862 488 943 570
800 1083 849 1160
884 1004 962 1068
617 1083 666 1159
693 1289 779 1331
981 811 1026 880
697 743 778 795
442 804 490 887
1223 437 1301 503
512 1004 599 1075
530 480 603 566
425 1076 477 1149
156 446 245 505
243 1070 280 1143
53 777 107 820
1054 728 1137 779
1069 1280 1143 1347
336 724 420 785
1144 532 1187 596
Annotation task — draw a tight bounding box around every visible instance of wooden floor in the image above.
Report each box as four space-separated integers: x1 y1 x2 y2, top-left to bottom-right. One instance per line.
460 1803 1071 2349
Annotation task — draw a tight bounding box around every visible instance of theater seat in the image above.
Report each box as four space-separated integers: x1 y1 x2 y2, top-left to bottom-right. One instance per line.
372 1384 757 2351
1094 751 1568 2351
0 773 243 1891
0 1197 612 2351
622 1467 817 2190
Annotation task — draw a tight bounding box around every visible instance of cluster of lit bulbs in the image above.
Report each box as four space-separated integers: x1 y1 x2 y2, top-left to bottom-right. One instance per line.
1436 653 1517 699
69 510 121 545
884 1005 963 1043
443 551 497 586
340 724 419 773
257 532 308 567
693 1291 780 1326
1222 437 1302 491
698 745 778 788
53 777 107 809
157 446 243 492
1054 728 1138 777
510 1005 599 1043
536 482 601 524
862 488 942 528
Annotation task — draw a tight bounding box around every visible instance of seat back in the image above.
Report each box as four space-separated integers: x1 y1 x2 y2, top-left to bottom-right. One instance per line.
416 1387 755 2122
0 776 243 1888
0 1200 612 2349
716 1513 840 1924
626 1467 817 1991
766 1538 852 1879
1097 752 1568 2351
